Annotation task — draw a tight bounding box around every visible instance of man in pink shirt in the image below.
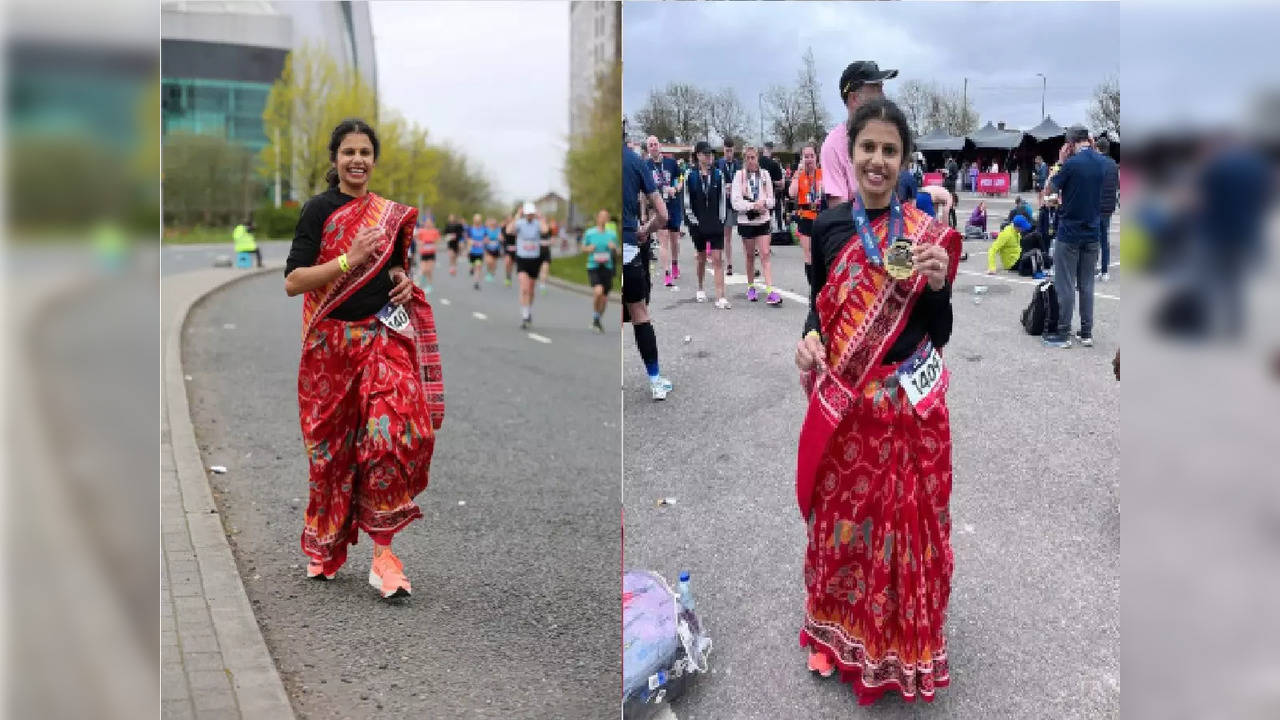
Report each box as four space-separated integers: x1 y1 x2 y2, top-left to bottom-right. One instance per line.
820 61 899 205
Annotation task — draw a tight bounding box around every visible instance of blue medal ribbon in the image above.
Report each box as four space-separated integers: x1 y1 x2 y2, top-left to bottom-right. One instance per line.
849 192 903 267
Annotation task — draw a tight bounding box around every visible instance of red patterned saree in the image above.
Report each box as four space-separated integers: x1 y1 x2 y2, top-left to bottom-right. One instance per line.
297 193 445 570
796 203 962 704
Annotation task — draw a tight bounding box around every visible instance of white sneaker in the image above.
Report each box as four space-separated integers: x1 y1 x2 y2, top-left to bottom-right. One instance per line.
656 375 673 392
714 297 731 310
695 290 707 303
1099 272 1111 282
650 378 670 401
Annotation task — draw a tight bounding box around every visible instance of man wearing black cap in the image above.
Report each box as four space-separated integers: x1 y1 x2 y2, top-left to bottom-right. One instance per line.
682 140 729 308
820 60 899 206
1043 126 1104 349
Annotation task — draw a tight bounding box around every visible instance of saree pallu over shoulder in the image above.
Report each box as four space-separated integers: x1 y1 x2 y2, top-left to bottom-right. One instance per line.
796 205 959 520
795 204 961 704
300 192 445 429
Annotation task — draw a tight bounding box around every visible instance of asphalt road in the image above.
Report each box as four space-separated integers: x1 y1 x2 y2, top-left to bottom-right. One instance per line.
181 266 620 719
163 240 293 276
623 197 1120 719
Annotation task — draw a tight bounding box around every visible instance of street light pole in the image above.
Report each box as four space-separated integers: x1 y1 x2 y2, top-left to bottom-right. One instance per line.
273 127 281 209
1036 73 1046 120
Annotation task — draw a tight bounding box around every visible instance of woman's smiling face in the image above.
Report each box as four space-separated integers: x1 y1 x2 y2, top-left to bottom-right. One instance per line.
852 119 905 203
335 132 376 190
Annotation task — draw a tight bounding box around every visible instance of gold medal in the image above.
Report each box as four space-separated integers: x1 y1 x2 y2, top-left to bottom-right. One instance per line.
885 238 915 280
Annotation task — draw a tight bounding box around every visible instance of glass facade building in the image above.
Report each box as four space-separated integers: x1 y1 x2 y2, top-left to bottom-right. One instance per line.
161 78 273 151
161 2 376 161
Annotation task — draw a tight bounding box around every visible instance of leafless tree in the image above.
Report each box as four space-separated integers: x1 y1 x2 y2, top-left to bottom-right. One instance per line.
1089 74 1119 137
926 84 978 136
633 88 677 142
666 83 712 143
892 79 933 138
795 47 830 144
707 88 752 146
763 84 804 150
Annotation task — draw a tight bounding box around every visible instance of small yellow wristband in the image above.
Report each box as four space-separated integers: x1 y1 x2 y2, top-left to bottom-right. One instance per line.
338 254 351 273
805 330 821 341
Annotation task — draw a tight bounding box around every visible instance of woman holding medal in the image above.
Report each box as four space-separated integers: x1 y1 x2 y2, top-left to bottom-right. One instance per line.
284 118 445 599
792 97 961 703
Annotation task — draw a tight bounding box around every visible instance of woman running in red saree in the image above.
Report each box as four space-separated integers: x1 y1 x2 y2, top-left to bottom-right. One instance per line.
793 97 962 703
284 119 445 599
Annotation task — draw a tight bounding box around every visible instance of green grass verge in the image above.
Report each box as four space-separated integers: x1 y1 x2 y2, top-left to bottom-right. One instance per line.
162 227 289 244
547 251 594 287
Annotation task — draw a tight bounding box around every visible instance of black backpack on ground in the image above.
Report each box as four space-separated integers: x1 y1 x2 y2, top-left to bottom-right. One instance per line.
1015 249 1047 277
1020 280 1059 335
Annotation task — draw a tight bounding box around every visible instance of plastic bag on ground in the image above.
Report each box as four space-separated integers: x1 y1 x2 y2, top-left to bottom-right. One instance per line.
622 570 712 718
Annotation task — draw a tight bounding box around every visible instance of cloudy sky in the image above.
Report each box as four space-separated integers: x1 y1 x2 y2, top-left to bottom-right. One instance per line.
371 1 568 205
624 1 1119 140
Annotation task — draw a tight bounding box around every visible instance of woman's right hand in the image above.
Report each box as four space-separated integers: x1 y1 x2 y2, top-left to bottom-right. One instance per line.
795 332 826 374
346 227 381 266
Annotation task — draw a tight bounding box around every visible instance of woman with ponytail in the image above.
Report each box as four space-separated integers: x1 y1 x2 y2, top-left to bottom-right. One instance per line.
284 118 445 599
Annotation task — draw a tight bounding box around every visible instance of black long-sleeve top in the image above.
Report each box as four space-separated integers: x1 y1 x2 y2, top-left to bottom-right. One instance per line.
285 189 399 321
805 203 953 365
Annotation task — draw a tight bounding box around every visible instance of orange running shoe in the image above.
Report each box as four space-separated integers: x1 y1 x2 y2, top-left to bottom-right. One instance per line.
369 548 411 599
807 650 835 678
306 550 345 580
306 560 335 580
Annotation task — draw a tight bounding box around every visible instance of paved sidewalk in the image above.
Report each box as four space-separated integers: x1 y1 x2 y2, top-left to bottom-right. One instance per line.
161 266 294 720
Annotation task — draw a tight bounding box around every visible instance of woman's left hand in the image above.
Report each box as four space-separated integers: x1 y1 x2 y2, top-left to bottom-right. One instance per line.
388 268 415 305
913 244 949 291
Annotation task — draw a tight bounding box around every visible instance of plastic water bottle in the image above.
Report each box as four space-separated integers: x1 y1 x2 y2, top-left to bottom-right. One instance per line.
677 571 695 612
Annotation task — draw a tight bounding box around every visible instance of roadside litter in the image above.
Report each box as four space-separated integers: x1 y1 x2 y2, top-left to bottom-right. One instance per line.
623 569 712 719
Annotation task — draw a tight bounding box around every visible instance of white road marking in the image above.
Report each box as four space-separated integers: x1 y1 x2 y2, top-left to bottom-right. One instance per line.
527 332 552 344
439 298 451 306
954 269 1119 301
471 311 487 320
719 275 808 304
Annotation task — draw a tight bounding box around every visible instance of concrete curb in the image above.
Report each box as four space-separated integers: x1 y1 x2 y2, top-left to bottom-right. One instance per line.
163 264 296 719
544 274 594 298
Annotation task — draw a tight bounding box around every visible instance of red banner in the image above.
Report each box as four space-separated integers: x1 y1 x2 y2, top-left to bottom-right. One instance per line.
922 172 944 187
976 173 1010 195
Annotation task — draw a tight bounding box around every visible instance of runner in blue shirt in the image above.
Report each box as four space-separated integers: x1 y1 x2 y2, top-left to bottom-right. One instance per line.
483 217 503 283
466 213 486 290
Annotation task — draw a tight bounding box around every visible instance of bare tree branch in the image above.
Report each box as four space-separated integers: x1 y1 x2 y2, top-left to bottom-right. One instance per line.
707 88 751 145
763 84 804 150
892 79 933 139
633 88 677 142
795 47 830 144
665 83 711 143
1089 74 1119 136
